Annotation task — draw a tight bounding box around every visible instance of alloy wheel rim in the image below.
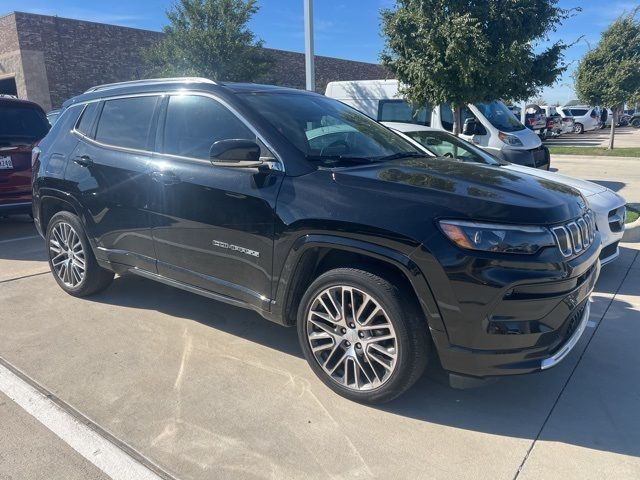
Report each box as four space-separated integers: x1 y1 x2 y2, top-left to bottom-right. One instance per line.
49 222 86 287
306 285 398 391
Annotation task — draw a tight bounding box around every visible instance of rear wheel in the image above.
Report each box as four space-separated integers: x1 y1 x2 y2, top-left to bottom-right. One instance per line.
297 268 429 403
574 123 584 134
46 211 114 296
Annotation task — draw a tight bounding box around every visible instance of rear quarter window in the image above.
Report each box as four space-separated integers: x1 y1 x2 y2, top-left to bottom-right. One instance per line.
75 103 100 137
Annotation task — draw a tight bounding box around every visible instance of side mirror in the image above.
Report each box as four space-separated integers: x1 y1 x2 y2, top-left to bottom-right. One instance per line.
209 139 263 168
462 118 477 136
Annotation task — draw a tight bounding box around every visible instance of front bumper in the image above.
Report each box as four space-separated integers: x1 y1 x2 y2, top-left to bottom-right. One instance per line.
493 146 550 169
588 192 625 265
421 235 601 378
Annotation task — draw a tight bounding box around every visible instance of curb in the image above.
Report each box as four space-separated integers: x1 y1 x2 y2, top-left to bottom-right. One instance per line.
623 218 640 242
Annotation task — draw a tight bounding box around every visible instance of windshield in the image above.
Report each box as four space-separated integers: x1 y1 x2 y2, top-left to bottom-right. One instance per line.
240 93 420 166
474 101 526 132
0 104 49 141
405 130 501 165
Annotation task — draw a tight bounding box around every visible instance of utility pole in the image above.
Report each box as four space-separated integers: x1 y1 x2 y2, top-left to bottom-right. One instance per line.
304 0 315 91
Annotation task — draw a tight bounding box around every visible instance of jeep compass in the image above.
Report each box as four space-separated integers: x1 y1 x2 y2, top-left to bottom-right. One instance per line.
33 78 600 403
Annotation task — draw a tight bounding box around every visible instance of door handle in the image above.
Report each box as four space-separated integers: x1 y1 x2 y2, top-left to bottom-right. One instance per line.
73 155 92 167
151 170 181 185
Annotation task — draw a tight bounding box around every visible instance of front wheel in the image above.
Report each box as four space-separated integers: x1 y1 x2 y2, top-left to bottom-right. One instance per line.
574 123 584 134
631 118 640 128
297 268 429 403
46 211 114 297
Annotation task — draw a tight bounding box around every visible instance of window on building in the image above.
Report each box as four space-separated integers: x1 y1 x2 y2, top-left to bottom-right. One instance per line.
162 95 256 160
95 96 159 150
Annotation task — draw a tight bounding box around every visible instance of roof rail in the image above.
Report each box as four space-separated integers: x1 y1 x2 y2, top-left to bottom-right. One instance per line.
84 77 217 93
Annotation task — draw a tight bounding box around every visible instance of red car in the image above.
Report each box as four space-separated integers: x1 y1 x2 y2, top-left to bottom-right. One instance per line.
0 96 49 215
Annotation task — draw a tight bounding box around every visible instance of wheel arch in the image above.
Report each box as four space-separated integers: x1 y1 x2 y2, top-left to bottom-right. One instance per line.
37 191 82 234
270 235 444 332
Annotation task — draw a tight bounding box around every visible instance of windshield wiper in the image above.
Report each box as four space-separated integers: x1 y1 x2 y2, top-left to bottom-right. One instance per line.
305 155 374 165
376 152 426 162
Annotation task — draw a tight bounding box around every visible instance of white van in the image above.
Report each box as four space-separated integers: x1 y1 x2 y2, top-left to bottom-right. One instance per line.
325 79 550 169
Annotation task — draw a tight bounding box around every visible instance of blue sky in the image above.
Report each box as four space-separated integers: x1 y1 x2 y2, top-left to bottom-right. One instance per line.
2 0 637 104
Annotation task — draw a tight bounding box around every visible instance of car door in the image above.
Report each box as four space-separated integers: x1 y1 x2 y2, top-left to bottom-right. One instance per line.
64 95 161 272
150 93 284 307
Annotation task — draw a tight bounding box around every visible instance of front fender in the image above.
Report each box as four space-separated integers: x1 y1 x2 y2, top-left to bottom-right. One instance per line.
267 234 445 332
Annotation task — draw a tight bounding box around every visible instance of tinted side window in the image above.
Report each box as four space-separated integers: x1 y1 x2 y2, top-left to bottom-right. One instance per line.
570 109 588 116
95 96 159 150
75 103 99 137
163 95 255 160
378 100 431 126
440 104 454 131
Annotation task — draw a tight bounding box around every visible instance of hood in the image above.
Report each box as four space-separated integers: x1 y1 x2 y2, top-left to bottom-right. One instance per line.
333 156 587 225
504 164 607 197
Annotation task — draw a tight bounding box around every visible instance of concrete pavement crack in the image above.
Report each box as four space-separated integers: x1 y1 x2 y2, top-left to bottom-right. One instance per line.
512 249 640 480
0 271 50 285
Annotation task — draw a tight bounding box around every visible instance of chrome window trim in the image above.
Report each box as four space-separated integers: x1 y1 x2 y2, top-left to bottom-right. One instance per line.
68 90 285 172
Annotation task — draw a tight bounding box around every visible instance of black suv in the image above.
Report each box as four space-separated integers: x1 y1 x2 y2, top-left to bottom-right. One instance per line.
33 78 600 403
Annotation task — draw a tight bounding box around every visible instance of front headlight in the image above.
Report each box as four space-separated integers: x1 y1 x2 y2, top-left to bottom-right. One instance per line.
439 220 556 254
498 131 523 147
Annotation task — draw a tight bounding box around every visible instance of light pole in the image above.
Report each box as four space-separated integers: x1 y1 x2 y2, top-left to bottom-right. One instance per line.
304 0 315 91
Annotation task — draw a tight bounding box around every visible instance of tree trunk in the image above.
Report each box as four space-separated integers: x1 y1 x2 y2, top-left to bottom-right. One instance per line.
452 104 461 135
608 109 616 150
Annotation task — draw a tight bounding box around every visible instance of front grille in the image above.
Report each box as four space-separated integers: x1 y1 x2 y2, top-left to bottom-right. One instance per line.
551 211 596 257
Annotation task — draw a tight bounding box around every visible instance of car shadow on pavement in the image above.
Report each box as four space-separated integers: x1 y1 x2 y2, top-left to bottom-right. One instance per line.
380 293 640 460
87 274 302 358
82 250 640 460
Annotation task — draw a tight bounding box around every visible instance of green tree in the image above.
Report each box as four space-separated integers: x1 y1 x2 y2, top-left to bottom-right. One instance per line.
575 9 640 149
145 0 271 82
381 0 574 133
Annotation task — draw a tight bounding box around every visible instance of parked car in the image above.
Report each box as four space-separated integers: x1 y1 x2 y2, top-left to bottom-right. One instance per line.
629 112 640 128
34 78 600 403
325 79 550 169
559 105 599 133
522 104 548 138
540 105 572 135
384 122 626 265
555 107 577 134
46 108 61 126
0 96 49 215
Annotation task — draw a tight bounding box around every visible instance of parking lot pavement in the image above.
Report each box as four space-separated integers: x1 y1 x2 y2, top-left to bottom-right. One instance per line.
0 391 110 480
550 155 640 204
0 219 639 480
0 214 48 282
544 125 640 148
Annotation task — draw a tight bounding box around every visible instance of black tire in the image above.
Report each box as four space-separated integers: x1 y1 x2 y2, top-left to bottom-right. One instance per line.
46 211 114 297
297 267 429 404
631 118 640 128
574 123 584 134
